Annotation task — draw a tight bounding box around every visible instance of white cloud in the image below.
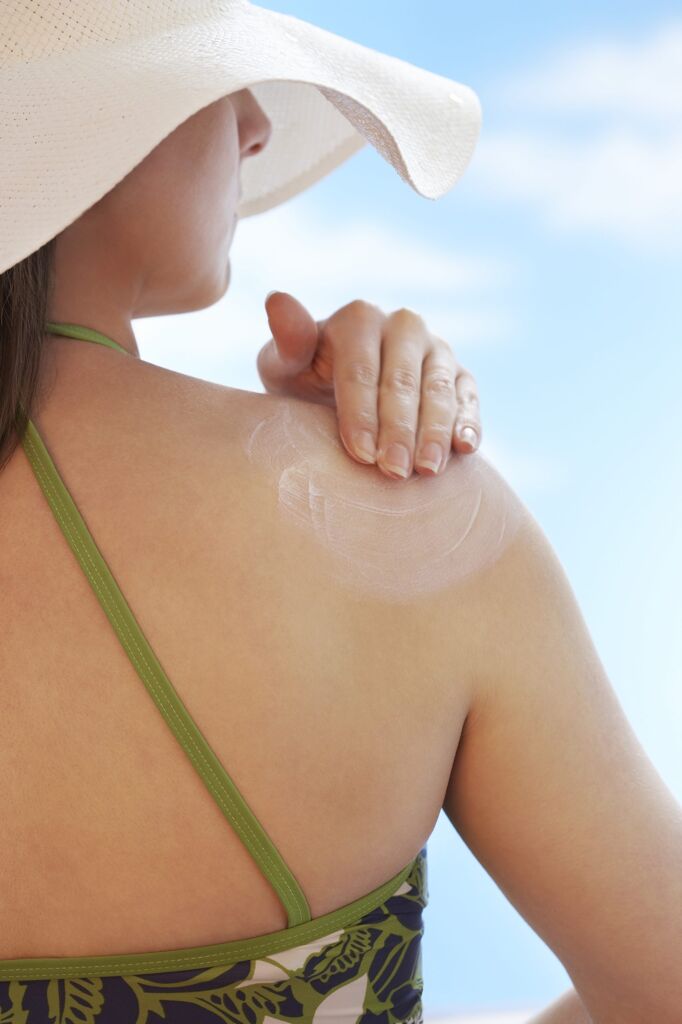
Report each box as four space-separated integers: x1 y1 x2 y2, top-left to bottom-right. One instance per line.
136 202 555 498
479 433 567 496
500 19 682 120
135 198 559 502
471 19 682 250
472 128 682 248
137 201 517 390
226 199 516 298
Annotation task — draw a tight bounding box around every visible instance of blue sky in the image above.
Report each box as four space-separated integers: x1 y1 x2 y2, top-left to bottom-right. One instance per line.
135 2 682 1017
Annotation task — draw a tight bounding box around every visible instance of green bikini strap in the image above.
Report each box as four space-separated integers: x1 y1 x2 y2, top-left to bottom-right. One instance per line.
45 320 129 354
18 325 312 927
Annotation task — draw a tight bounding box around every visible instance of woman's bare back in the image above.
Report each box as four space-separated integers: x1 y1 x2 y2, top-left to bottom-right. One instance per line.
2 335 681 1023
0 336 476 959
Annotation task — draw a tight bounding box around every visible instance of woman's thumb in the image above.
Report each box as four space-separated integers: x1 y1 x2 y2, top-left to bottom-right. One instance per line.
263 290 319 374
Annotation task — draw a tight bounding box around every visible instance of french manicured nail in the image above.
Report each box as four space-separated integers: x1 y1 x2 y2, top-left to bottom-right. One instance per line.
459 426 478 448
353 430 376 463
416 442 443 473
384 443 410 478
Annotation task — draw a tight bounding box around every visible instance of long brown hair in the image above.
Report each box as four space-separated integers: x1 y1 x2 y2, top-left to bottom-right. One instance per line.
0 237 56 473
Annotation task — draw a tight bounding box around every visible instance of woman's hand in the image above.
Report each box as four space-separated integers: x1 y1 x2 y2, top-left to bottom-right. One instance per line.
256 291 481 480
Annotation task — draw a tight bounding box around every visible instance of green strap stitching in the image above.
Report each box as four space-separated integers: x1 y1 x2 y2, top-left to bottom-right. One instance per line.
0 855 417 979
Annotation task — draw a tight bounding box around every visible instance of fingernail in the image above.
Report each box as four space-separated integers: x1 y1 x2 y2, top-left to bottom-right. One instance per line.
353 430 376 463
416 442 443 473
384 443 410 478
459 426 478 448
265 290 278 301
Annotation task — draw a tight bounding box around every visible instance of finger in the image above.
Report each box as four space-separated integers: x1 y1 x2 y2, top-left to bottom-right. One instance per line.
413 340 459 476
452 367 481 451
256 291 320 394
375 309 429 479
256 339 311 399
326 303 385 464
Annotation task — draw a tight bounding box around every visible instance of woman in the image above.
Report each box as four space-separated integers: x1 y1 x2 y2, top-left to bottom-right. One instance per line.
1 12 680 1024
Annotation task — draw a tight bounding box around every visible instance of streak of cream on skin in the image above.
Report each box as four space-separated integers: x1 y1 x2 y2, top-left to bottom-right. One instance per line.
243 402 526 604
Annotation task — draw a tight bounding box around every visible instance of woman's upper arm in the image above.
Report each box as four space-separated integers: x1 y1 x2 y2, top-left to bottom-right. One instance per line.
442 509 682 1023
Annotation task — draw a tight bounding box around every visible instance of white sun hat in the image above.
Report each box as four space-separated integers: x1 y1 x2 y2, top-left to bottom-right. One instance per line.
0 0 482 275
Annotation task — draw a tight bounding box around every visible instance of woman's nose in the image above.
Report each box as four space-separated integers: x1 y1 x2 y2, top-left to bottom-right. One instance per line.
239 90 273 159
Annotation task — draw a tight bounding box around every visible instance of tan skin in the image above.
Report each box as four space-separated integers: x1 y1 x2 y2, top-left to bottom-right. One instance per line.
2 89 475 957
2 91 680 1023
44 92 250 358
43 88 482 481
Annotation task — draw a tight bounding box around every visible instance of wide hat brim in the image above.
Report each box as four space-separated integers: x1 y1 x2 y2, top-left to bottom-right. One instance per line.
0 0 482 274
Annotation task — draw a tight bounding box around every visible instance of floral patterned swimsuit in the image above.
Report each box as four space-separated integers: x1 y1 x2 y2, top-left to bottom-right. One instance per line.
0 321 429 1024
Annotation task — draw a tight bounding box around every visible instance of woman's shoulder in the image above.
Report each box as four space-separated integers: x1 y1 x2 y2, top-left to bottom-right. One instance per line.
124 361 532 669
140 364 531 608
49 346 530 618
226 388 530 606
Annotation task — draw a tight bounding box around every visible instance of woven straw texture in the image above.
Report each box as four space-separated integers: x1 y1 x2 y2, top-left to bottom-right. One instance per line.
0 0 482 273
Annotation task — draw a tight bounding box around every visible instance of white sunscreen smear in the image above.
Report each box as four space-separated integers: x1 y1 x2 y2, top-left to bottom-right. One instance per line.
243 402 526 604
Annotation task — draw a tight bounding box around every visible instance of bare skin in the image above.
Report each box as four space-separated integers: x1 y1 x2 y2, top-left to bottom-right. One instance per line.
1 90 470 956
1 89 680 1024
0 346 474 956
43 89 270 359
